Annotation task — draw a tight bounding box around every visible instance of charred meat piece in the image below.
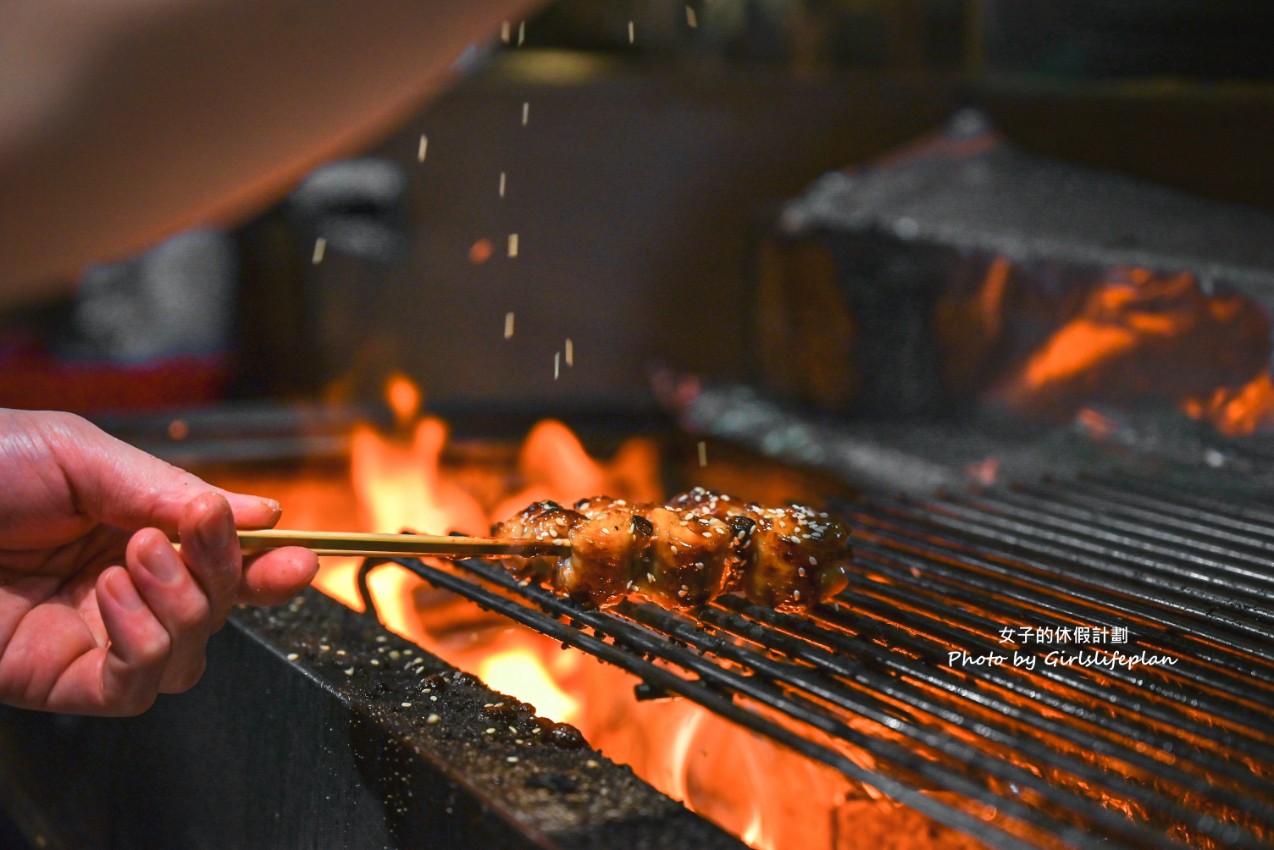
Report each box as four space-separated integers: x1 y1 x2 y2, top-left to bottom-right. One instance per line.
736 504 852 613
632 506 746 609
559 502 643 607
670 487 852 612
491 500 583 583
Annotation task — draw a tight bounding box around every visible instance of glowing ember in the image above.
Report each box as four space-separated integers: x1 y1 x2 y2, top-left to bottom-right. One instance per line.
1183 371 1274 436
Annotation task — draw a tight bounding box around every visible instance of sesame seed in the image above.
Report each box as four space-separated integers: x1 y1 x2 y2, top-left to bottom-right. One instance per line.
554 352 561 380
501 20 511 42
426 714 441 724
286 652 299 661
565 338 574 367
517 21 526 46
686 6 698 27
508 232 519 257
311 238 326 264
507 756 520 764
402 702 413 708
521 102 530 126
628 20 635 43
485 728 496 735
504 311 515 339
344 667 355 676
319 644 331 651
499 171 507 198
417 134 428 162
793 590 802 601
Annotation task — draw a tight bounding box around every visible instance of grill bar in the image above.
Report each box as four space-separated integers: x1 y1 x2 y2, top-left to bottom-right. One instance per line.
358 474 1274 849
842 539 1274 798
362 556 1047 850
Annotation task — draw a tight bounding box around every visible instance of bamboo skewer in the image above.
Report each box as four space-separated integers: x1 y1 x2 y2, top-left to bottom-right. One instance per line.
234 529 570 560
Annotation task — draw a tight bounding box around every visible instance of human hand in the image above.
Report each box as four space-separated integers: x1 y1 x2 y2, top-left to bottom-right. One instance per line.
0 409 319 715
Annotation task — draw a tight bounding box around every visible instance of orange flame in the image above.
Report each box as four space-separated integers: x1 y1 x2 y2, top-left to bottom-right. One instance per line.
983 267 1272 430
1183 372 1274 436
309 374 869 849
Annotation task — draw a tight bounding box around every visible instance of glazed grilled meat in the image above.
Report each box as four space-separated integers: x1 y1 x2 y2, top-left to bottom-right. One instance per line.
669 488 852 611
491 500 584 584
492 489 852 613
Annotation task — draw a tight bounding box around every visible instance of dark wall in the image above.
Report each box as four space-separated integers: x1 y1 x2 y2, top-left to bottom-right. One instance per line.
289 61 965 409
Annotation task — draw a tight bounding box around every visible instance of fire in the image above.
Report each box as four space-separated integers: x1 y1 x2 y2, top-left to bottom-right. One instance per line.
981 267 1273 432
385 371 422 428
475 647 578 724
1184 372 1274 436
306 374 873 850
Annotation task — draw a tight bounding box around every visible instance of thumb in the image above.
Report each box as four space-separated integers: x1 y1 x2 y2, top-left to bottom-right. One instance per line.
36 411 282 533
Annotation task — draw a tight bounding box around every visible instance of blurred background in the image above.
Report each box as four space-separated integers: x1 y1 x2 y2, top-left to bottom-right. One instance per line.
3 0 1273 420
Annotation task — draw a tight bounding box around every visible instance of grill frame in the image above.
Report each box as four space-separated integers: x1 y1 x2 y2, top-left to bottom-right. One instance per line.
361 471 1274 850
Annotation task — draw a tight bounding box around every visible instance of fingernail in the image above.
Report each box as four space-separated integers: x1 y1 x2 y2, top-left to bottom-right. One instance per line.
106 569 146 612
139 538 182 582
197 506 234 551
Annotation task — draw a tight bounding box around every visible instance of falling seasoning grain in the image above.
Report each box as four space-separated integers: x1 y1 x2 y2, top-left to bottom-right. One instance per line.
498 171 507 198
554 351 561 380
507 232 519 257
417 134 428 163
311 237 326 264
521 101 529 126
628 20 635 43
697 440 708 467
504 312 515 339
686 6 698 28
565 338 574 366
517 20 526 46
500 20 511 42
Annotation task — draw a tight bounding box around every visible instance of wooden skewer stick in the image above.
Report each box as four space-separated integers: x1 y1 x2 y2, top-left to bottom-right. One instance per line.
234 529 570 560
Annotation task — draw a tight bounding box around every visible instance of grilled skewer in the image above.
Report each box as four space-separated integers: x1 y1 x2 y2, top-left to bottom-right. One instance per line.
493 489 854 613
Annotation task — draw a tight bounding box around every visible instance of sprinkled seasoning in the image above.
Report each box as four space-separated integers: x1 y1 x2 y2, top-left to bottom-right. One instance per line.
500 20 511 42
498 170 506 198
504 312 515 339
697 440 708 467
554 351 561 379
417 134 428 162
311 237 326 264
426 714 440 724
517 21 526 46
507 232 519 257
565 338 574 366
521 102 530 126
628 20 635 44
686 6 698 27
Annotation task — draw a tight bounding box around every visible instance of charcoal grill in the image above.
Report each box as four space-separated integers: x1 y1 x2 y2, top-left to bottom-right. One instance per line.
355 471 1274 849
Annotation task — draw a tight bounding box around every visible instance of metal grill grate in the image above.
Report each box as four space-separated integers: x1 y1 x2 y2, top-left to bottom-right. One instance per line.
358 473 1274 849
